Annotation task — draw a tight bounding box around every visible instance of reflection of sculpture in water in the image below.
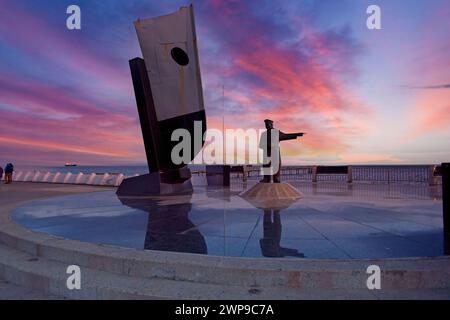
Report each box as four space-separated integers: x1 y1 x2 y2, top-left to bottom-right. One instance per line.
259 119 305 183
144 201 207 254
117 194 207 254
260 209 304 258
205 185 241 202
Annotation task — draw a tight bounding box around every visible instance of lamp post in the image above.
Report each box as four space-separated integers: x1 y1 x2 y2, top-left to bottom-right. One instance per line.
442 163 450 255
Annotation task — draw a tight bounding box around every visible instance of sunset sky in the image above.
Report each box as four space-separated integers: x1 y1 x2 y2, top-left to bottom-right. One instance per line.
0 0 449 166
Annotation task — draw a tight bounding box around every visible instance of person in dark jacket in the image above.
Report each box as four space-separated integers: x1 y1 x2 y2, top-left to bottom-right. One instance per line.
4 163 14 184
0 166 3 182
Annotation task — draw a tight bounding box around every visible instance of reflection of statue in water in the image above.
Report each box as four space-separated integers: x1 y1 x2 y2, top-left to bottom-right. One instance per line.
117 194 207 254
260 119 304 183
260 210 304 258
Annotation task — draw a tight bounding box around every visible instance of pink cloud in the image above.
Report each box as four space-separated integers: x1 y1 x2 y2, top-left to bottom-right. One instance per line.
0 74 143 164
201 0 369 158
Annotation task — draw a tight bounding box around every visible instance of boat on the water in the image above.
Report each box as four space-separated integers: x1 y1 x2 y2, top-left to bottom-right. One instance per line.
65 163 77 167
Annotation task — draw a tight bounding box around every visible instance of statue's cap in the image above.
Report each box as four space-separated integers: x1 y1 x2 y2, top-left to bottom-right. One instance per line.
264 119 273 124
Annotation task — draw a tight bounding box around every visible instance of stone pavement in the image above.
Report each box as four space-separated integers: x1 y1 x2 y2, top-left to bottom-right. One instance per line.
0 279 62 299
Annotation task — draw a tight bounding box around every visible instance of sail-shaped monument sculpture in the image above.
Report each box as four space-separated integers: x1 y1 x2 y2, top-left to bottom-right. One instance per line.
117 5 206 196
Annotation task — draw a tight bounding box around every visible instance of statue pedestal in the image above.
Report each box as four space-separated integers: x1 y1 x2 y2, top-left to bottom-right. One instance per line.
116 168 193 197
239 182 303 209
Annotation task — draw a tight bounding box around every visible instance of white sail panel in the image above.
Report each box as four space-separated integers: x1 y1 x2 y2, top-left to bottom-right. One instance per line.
134 5 205 121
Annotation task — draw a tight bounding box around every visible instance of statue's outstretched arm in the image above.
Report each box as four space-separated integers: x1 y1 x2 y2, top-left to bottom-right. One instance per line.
279 131 302 141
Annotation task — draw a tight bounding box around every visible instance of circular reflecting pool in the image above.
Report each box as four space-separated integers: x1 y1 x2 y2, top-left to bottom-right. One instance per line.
11 182 444 259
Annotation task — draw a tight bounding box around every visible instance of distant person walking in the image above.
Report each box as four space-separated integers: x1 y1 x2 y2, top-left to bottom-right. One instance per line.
4 163 14 184
0 166 3 182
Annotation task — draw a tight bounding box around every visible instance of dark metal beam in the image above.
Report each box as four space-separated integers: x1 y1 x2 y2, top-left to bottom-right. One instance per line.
129 57 160 173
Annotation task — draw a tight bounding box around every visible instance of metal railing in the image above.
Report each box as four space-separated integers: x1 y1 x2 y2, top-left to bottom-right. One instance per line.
197 165 443 185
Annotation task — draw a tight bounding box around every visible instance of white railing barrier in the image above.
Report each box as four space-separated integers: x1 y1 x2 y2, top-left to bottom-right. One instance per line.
19 171 25 182
63 172 72 184
35 171 48 182
52 172 62 183
67 173 78 184
100 173 110 186
31 171 41 182
77 173 89 184
90 174 103 185
43 172 52 182
41 172 52 182
14 171 23 181
23 171 33 182
18 171 28 181
86 173 96 185
11 171 18 181
34 172 40 182
74 172 84 184
102 173 117 187
39 171 47 182
114 174 125 187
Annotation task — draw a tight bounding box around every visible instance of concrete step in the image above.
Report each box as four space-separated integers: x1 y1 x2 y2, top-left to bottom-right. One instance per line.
2 223 450 291
0 279 62 300
3 243 450 299
1 243 380 299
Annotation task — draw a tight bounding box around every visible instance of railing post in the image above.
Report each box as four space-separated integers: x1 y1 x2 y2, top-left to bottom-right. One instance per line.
312 166 317 183
347 166 353 184
442 162 450 255
429 165 437 186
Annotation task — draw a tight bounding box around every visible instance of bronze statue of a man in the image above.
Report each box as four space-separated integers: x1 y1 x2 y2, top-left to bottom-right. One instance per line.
259 119 304 183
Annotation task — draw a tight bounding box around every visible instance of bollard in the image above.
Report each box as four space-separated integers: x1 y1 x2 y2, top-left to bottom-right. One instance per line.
443 163 450 255
312 166 317 183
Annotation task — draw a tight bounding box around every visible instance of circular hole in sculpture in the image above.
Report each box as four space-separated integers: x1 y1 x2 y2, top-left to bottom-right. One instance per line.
170 47 189 66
